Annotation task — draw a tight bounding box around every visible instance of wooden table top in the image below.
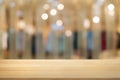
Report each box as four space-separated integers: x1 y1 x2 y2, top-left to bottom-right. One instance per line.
0 60 120 79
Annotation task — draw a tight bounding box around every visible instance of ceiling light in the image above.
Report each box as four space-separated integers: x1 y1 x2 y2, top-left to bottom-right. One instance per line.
43 4 50 10
93 16 100 23
84 19 90 29
56 20 63 26
107 4 115 11
65 30 72 37
41 13 48 20
57 3 64 10
18 20 25 29
50 9 57 16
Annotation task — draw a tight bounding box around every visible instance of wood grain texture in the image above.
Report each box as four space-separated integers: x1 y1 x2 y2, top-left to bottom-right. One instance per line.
0 60 120 79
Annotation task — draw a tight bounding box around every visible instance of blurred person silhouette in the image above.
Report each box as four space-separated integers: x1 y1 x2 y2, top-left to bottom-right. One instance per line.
101 29 107 51
87 28 93 59
16 29 25 59
73 29 80 58
31 33 36 59
2 30 8 59
31 26 36 59
57 30 65 59
116 33 120 49
45 29 56 59
6 28 10 51
116 28 120 57
4 28 10 59
6 27 16 59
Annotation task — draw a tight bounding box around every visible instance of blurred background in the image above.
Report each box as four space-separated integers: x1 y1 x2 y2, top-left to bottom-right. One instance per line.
0 0 120 59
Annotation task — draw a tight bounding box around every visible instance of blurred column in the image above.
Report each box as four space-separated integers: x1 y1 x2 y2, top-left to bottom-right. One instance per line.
72 2 81 59
63 7 73 59
49 7 59 59
116 0 120 58
0 32 3 59
23 1 34 59
77 3 88 59
105 2 115 51
92 3 102 59
0 2 7 59
36 2 46 59
8 1 18 59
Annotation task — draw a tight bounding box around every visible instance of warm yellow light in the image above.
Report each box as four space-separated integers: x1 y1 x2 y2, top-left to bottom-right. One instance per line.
84 19 90 29
93 16 100 23
41 13 48 20
57 4 64 10
25 25 34 35
18 20 25 29
107 4 115 11
107 4 115 16
56 20 63 26
2 32 7 50
65 30 72 37
108 11 115 16
43 4 50 10
50 9 57 16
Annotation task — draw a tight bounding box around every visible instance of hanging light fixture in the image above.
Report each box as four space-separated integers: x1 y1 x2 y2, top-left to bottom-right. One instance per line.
25 25 34 35
107 4 115 11
93 16 100 23
107 3 115 16
84 19 90 29
56 19 63 26
50 9 57 16
65 30 72 37
41 13 48 20
57 3 64 11
18 20 25 29
43 4 50 10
